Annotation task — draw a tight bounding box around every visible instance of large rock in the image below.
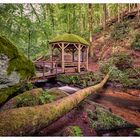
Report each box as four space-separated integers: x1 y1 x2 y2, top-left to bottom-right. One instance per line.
0 36 35 104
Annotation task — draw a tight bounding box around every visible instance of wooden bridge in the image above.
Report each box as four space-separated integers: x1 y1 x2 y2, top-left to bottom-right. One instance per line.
31 61 64 82
31 59 88 82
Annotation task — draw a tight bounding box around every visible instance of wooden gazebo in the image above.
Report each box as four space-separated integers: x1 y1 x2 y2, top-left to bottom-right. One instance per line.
49 33 89 73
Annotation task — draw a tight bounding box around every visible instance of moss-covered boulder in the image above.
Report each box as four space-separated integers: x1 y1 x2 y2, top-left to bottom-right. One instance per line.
0 36 35 104
0 88 68 111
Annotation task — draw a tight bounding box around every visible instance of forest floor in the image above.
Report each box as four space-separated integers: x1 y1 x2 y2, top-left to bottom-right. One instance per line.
89 88 140 127
35 61 140 136
88 61 140 127
37 93 138 136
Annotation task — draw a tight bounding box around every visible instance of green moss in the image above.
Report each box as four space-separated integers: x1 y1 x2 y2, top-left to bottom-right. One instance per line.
64 125 83 136
0 36 35 80
0 36 18 59
15 88 43 107
0 83 24 104
7 54 35 80
49 33 89 46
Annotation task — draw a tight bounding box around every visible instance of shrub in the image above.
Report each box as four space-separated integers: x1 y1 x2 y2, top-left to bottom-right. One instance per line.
100 52 132 74
112 52 133 70
134 128 140 136
65 125 83 136
39 90 55 104
16 89 55 107
131 33 140 50
93 26 102 34
110 22 129 40
88 106 129 130
58 72 104 88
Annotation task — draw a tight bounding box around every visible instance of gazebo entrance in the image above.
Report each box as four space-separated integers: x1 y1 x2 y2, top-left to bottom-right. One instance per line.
49 33 89 73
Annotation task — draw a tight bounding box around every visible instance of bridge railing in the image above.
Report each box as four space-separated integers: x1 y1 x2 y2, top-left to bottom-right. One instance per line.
34 60 59 79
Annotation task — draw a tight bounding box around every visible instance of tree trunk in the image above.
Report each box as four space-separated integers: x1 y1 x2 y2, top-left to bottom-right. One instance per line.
28 29 31 59
88 4 93 58
103 4 107 30
117 4 120 23
0 74 109 136
99 4 102 26
137 4 140 19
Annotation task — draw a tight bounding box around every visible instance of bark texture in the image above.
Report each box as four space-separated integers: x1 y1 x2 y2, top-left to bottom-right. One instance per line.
0 74 109 136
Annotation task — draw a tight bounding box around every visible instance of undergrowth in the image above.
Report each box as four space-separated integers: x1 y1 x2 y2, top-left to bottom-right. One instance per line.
110 21 129 40
86 107 129 131
65 125 83 136
16 89 55 107
131 33 140 50
99 52 140 88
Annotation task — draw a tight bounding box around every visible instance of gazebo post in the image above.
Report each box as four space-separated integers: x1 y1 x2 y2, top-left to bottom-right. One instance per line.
78 44 81 73
86 47 89 71
61 43 65 73
81 49 84 62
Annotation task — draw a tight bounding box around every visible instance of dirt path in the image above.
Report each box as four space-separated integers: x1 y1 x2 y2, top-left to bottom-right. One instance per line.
93 88 140 127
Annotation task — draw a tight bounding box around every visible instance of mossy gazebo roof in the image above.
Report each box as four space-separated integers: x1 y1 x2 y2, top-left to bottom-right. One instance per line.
49 33 89 46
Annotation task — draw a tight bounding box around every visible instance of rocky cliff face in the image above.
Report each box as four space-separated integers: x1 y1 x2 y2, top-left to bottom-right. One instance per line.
0 36 35 104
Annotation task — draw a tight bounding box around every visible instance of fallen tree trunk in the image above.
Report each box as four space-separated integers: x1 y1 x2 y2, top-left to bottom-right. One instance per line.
0 74 109 136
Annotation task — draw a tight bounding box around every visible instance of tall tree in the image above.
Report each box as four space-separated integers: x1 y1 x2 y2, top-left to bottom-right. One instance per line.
103 4 107 30
88 3 93 57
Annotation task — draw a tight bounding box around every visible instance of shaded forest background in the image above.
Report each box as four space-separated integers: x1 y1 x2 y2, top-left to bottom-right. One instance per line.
0 3 139 59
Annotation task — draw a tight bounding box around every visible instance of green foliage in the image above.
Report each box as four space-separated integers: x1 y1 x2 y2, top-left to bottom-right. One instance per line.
93 26 102 34
100 52 133 75
86 109 96 119
134 128 140 136
39 90 55 104
66 125 83 136
16 89 55 107
58 72 103 88
110 21 129 40
112 52 133 70
26 82 34 90
87 106 129 130
131 33 140 50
